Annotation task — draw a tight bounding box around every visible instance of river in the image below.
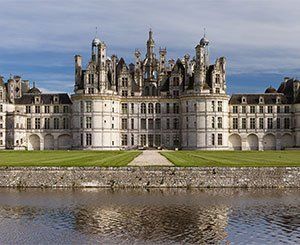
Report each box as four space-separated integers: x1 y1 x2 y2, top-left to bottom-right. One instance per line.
0 188 299 244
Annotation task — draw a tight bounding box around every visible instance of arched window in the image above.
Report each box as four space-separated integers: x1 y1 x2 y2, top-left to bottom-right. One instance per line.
148 103 154 114
141 103 146 114
155 103 161 114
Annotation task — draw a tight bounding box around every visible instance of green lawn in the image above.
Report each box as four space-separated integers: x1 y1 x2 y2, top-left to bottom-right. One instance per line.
160 150 300 167
0 150 141 167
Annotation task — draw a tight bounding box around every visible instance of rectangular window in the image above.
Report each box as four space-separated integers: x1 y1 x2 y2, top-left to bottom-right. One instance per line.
131 118 134 129
166 103 170 114
267 106 273 113
131 134 134 145
284 106 290 113
155 119 161 129
86 133 92 146
54 105 60 113
173 103 179 114
277 118 281 129
217 117 222 129
267 118 273 129
259 106 264 113
218 101 222 112
166 118 170 129
86 117 92 128
242 106 246 114
212 117 215 128
233 118 238 129
277 106 281 113
131 103 134 113
212 101 215 112
250 118 256 129
63 106 69 113
140 134 146 146
63 118 69 129
80 101 84 112
173 118 179 129
122 103 128 114
242 118 246 129
250 106 255 114
44 106 50 113
148 119 154 130
284 118 290 129
26 106 31 113
173 90 179 97
122 90 128 97
259 118 264 129
155 134 161 146
35 106 40 114
232 105 238 113
27 118 31 129
218 134 223 145
212 133 215 146
88 88 94 94
80 133 83 146
54 118 59 129
121 134 128 146
121 118 128 129
141 118 146 130
44 118 50 129
35 118 41 129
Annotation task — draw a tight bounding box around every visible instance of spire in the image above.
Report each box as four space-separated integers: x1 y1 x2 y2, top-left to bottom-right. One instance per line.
33 81 36 88
146 28 155 58
149 28 153 40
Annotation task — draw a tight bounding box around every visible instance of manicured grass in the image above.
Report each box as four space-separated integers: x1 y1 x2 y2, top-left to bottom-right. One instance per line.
0 150 141 167
160 150 300 167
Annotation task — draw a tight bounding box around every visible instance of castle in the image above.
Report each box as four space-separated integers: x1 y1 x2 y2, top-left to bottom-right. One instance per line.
0 30 299 150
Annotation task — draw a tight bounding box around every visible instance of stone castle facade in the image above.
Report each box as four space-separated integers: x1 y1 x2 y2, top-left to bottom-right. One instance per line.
0 30 300 150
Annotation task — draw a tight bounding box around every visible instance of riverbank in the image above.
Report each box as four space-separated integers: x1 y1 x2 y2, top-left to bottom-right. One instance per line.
0 167 299 188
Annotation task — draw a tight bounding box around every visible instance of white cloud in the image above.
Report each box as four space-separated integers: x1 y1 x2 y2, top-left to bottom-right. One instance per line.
1 0 300 91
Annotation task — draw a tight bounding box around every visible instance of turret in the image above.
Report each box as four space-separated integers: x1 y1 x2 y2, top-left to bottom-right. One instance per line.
159 47 167 74
146 29 155 59
194 33 210 91
134 49 143 87
111 54 117 91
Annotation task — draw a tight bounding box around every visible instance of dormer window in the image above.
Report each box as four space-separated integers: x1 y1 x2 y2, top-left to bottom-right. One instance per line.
54 96 59 103
276 96 281 104
259 96 264 104
242 96 246 103
35 96 40 104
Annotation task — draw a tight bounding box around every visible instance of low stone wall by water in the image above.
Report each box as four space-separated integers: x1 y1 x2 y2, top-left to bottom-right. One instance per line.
0 167 299 188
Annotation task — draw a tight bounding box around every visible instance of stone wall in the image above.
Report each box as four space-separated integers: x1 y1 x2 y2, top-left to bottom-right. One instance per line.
0 167 299 188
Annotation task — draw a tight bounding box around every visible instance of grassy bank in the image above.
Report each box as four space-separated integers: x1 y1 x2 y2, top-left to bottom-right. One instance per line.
0 150 141 167
160 150 300 167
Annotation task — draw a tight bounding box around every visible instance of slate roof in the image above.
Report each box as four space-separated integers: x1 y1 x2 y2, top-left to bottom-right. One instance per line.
229 94 288 105
15 94 72 105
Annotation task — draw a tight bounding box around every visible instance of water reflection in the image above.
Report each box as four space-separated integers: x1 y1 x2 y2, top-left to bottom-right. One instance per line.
0 188 299 244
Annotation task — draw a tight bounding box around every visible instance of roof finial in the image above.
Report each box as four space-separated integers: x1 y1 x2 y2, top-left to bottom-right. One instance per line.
33 81 36 88
204 27 206 38
95 26 98 37
149 27 153 38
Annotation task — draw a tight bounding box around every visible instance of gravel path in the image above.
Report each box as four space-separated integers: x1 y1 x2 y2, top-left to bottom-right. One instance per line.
129 150 174 166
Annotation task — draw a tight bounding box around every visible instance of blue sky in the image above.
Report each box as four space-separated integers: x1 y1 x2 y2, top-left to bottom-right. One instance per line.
0 0 300 94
